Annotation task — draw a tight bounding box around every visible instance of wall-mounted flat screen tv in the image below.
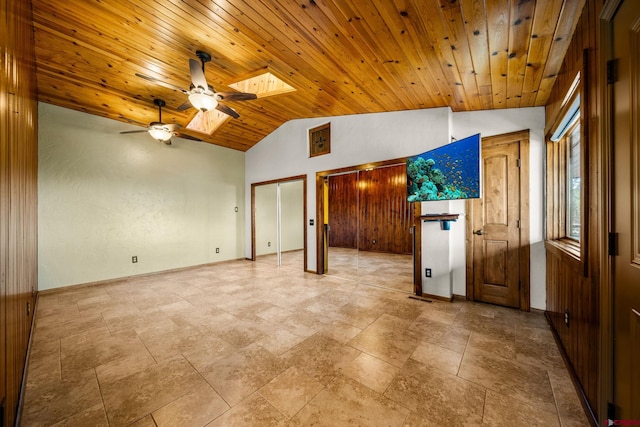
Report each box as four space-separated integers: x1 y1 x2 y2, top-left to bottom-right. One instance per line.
406 133 481 202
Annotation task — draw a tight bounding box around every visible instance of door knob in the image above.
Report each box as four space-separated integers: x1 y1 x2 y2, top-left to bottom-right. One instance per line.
473 229 484 235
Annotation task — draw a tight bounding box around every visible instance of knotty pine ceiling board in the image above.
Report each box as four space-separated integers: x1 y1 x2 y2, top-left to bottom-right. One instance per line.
30 0 585 151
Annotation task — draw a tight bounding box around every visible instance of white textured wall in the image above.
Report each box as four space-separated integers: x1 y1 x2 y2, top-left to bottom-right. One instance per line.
245 108 452 274
452 107 546 309
38 103 245 290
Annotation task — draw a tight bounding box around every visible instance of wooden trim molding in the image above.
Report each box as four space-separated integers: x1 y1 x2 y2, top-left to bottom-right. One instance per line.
414 203 422 296
316 175 325 274
599 0 616 420
465 199 474 300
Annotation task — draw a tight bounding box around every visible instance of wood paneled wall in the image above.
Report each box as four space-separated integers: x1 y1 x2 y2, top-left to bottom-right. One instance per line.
1 0 39 425
328 165 412 254
544 0 603 422
358 166 413 254
328 173 358 249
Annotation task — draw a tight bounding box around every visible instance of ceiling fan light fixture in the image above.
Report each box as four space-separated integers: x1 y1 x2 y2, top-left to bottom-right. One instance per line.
148 127 173 143
189 93 218 112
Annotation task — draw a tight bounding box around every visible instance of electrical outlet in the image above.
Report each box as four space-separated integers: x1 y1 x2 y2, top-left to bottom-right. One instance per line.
425 268 432 278
372 239 377 244
234 207 238 212
268 242 271 247
132 256 138 263
216 248 220 253
564 310 570 326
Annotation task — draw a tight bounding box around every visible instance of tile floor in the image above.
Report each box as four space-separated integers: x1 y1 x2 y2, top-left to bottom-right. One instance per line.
260 247 414 293
22 253 589 426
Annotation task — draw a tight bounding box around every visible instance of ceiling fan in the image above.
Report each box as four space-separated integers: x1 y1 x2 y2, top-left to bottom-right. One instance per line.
119 99 201 145
135 50 257 119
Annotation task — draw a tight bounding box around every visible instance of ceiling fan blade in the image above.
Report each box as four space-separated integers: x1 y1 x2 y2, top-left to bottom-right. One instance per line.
215 103 240 119
216 92 257 102
135 73 186 93
175 133 203 142
177 101 193 111
189 59 208 89
120 129 149 134
165 123 182 131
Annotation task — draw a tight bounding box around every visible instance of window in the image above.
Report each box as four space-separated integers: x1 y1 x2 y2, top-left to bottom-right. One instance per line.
567 122 581 240
545 76 587 270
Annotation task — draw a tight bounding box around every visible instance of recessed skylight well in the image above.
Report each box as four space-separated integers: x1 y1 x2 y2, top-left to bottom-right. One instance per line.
228 71 295 99
186 110 232 135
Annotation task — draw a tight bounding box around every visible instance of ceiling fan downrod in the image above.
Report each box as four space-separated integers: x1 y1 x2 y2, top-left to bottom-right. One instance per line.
154 98 166 122
195 50 212 72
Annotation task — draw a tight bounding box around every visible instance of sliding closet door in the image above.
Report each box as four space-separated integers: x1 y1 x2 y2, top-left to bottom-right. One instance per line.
253 179 305 267
279 181 304 265
254 183 278 258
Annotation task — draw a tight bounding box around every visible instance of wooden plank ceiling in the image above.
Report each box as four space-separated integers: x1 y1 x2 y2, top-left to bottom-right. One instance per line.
31 0 585 151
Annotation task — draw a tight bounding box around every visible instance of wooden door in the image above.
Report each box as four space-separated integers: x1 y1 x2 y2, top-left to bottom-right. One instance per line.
610 0 640 418
468 131 530 309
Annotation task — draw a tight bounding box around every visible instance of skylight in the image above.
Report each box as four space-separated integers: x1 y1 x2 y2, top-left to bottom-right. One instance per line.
228 71 295 98
186 109 232 135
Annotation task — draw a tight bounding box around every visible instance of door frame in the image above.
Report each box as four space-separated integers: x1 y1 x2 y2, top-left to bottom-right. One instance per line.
465 129 531 310
599 0 622 419
251 175 307 272
315 158 422 295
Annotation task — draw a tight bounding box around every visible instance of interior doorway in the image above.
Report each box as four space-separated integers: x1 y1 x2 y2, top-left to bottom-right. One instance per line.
251 175 307 271
316 159 421 294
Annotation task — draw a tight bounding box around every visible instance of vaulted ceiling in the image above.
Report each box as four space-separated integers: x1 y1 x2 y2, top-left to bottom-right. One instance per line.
31 0 584 151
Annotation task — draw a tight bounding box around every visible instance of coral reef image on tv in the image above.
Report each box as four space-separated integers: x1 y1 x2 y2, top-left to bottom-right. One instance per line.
406 133 481 202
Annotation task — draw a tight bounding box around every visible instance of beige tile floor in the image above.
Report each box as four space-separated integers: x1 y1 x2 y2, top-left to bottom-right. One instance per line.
22 254 589 426
259 247 413 293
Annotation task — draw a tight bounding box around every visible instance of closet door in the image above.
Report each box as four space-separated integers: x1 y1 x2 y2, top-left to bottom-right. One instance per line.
253 180 305 266
279 181 304 256
254 183 278 259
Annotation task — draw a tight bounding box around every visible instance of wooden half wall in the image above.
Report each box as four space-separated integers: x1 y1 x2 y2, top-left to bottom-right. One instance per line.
544 0 603 423
1 0 39 424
